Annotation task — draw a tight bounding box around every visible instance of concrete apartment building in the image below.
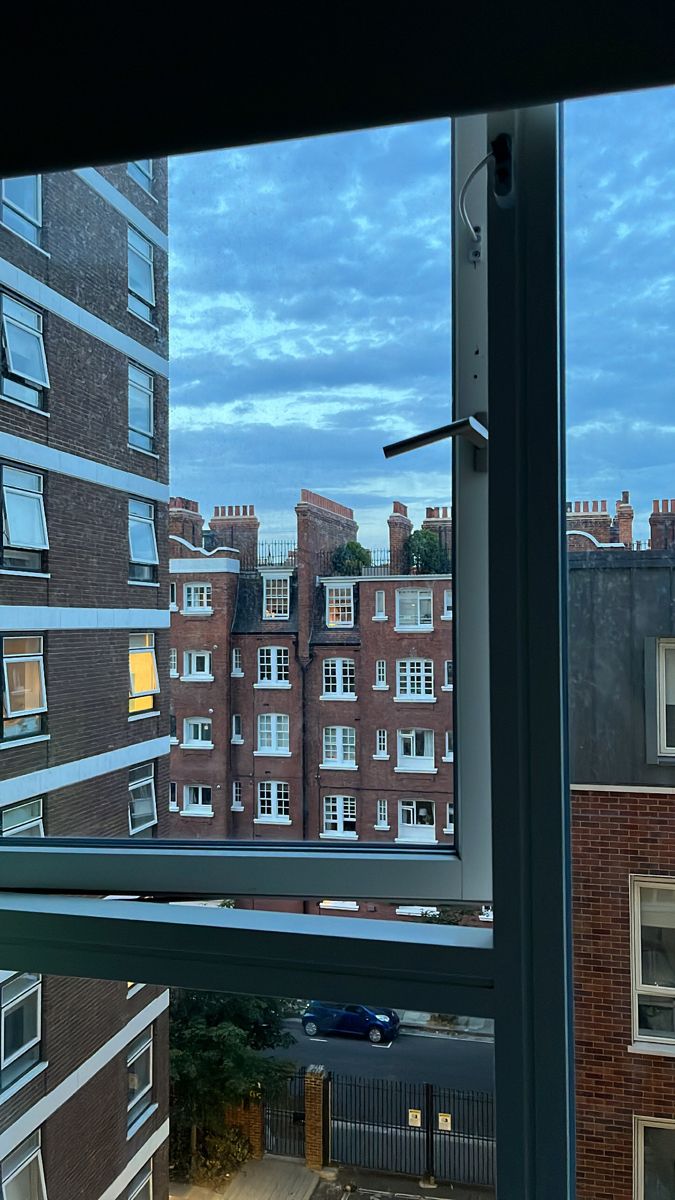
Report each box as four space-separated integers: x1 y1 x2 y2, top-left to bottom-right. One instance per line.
166 490 454 919
0 163 170 1198
567 494 675 1199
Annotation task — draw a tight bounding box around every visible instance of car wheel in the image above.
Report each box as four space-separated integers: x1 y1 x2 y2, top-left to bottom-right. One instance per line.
304 1021 318 1037
368 1026 383 1043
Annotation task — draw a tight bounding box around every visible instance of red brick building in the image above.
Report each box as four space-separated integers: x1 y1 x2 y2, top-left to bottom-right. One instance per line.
166 490 454 920
1 161 170 1198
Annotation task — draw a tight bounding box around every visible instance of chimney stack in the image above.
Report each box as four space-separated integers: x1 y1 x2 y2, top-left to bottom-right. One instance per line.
614 490 634 547
649 499 675 551
169 497 204 550
388 501 413 573
421 504 453 562
209 504 260 569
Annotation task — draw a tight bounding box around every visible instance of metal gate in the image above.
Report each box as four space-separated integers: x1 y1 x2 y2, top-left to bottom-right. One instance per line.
329 1073 495 1188
263 1069 306 1158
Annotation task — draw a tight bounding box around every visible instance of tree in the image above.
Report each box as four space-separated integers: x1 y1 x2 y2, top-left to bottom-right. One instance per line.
170 990 295 1182
331 540 372 575
405 528 450 574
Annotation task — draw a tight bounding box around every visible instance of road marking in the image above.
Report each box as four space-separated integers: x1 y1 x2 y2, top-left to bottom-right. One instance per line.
371 1040 394 1049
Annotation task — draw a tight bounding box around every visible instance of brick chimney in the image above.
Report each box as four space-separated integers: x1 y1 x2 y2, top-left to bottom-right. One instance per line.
614 490 634 547
649 499 675 551
422 505 452 561
169 497 204 550
565 498 612 549
295 490 358 663
209 505 260 570
388 501 413 573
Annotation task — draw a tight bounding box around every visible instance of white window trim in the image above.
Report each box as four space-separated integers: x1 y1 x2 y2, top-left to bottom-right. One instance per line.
231 649 243 677
442 732 454 763
395 729 436 774
320 727 357 771
128 503 159 567
255 714 290 756
320 657 357 701
180 718 213 751
0 1133 47 1200
1 975 41 1070
181 583 213 615
231 714 243 745
633 1114 675 1200
231 782 244 813
255 646 291 688
394 588 434 633
630 875 675 1050
1 177 42 240
2 476 49 552
1 303 50 389
320 794 358 839
261 572 291 621
128 1161 153 1200
127 1030 153 1127
128 767 157 835
657 639 675 756
256 781 290 824
181 650 213 682
181 786 213 817
395 658 436 703
2 649 47 719
325 583 355 629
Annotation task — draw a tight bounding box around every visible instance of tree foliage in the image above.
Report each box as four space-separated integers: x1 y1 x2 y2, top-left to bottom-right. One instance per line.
405 528 450 574
332 540 372 575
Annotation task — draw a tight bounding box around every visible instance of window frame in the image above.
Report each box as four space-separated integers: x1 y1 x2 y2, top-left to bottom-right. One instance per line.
181 717 213 750
255 712 290 756
630 875 675 1048
398 798 437 844
374 728 388 759
321 794 357 839
395 587 433 632
127 160 154 192
262 573 290 620
657 638 675 756
182 582 212 613
1 464 49 571
256 780 290 824
126 1028 153 1129
396 728 435 773
321 656 356 700
128 498 159 582
374 659 388 690
1 798 44 838
1 176 42 245
127 763 157 835
633 1115 675 1200
1 972 42 1076
396 658 435 702
321 725 357 769
325 583 354 628
128 633 159 716
231 647 243 676
0 294 50 395
128 362 155 453
0 1132 47 1200
182 784 213 815
127 226 156 321
257 645 290 687
182 649 213 680
1 634 47 744
128 1161 153 1200
373 589 386 620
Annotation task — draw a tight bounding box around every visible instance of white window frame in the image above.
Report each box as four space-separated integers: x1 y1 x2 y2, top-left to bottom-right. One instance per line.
169 582 177 609
2 636 47 720
128 763 157 835
0 1132 47 1200
169 782 178 812
442 588 453 620
231 713 243 744
1 798 44 838
182 583 212 614
128 633 159 714
128 1161 153 1200
127 1028 153 1129
630 875 675 1049
321 657 356 700
256 781 290 824
657 639 675 756
255 713 290 756
395 658 435 702
1 296 50 389
127 227 155 320
182 785 213 815
395 588 433 632
397 798 437 845
262 573 290 620
2 466 49 552
1 973 41 1072
231 781 243 812
128 499 159 567
442 660 454 691
321 794 357 839
231 647 243 676
634 1115 675 1200
373 659 388 690
181 649 213 681
256 645 290 688
445 802 455 836
325 583 354 629
373 589 387 620
1 176 42 245
373 728 388 759
181 717 213 750
169 648 178 677
128 160 153 191
128 363 154 453
321 725 357 770
395 728 436 774
375 798 389 830
443 730 454 762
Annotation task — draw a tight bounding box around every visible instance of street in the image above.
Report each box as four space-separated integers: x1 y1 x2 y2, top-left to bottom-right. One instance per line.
267 1021 495 1092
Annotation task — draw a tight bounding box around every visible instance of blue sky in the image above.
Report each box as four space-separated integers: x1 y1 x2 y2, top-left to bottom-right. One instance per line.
169 86 675 544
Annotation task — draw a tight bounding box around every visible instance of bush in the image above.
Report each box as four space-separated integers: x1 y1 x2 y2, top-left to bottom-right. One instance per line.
405 529 450 574
331 541 372 575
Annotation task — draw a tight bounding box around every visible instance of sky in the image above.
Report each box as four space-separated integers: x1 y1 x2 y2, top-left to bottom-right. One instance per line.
168 85 675 545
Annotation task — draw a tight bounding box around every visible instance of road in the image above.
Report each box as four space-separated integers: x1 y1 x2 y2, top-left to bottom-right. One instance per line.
267 1020 494 1092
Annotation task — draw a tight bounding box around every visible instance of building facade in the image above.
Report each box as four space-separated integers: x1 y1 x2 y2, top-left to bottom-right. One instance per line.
166 490 455 920
0 162 170 1199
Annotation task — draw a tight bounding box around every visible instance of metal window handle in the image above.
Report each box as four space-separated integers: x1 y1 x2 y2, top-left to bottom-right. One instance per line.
383 412 488 470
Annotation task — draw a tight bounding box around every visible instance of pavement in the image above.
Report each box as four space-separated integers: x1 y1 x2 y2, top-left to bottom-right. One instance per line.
171 1157 319 1200
313 1165 494 1199
396 1012 494 1040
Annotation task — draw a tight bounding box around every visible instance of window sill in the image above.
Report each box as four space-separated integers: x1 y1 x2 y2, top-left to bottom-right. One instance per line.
443 827 455 835
394 626 434 633
130 819 158 835
262 615 290 622
320 762 358 771
180 808 214 818
180 608 213 617
320 693 357 702
231 737 244 745
170 737 179 745
170 604 178 612
0 221 51 256
231 670 244 678
128 711 159 722
394 696 437 704
395 836 438 845
442 754 454 763
254 682 292 690
127 174 158 200
253 749 291 758
0 568 51 578
128 444 159 459
319 831 358 840
168 803 179 812
128 580 160 588
180 742 214 751
372 753 390 761
254 817 292 825
628 1041 675 1058
231 802 244 812
127 984 146 998
127 1101 159 1141
127 307 160 332
372 684 390 692
374 823 391 831
319 900 359 911
0 1060 49 1107
372 615 388 622
0 733 50 751
326 623 355 631
0 394 50 417
441 685 454 692
169 670 179 679
180 674 214 683
394 765 437 774
441 614 453 622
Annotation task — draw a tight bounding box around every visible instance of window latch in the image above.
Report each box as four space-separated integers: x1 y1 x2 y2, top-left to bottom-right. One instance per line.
383 412 488 472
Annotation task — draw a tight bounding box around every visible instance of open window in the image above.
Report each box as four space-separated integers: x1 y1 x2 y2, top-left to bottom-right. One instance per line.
1 635 47 743
128 633 159 715
0 294 50 410
1 465 48 572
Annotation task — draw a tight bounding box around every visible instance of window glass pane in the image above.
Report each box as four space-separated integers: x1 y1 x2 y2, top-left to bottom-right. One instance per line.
644 1125 675 1199
2 177 40 222
4 659 45 716
3 317 49 386
129 512 158 563
3 488 48 549
640 888 675 989
2 1155 44 1200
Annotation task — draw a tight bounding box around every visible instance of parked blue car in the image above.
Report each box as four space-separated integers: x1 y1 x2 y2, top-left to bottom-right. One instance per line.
302 1001 400 1044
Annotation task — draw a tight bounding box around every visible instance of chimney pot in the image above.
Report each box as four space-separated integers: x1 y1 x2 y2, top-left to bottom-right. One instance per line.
622 490 629 504
653 500 659 512
583 501 589 513
592 500 598 513
664 500 669 512
574 501 580 512
601 500 607 512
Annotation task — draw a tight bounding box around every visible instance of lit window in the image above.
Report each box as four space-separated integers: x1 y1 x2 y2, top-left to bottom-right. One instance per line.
232 781 243 811
257 781 290 822
128 1162 153 1200
322 726 356 768
128 499 158 583
375 799 389 829
183 650 212 679
322 658 355 698
374 589 386 618
128 364 154 453
396 728 435 772
1 635 47 742
183 583 212 612
374 729 388 758
127 1029 153 1129
396 659 434 700
1 973 41 1092
1 294 50 411
169 648 178 676
443 660 454 689
262 575 290 620
128 227 155 321
128 764 157 835
231 648 243 675
231 713 243 743
1 798 43 838
128 633 159 715
182 718 213 749
444 730 454 761
0 1132 47 1200
257 646 290 686
374 659 387 688
326 584 354 628
1 176 41 245
256 713 290 755
398 798 436 843
322 795 357 837
632 879 675 1046
395 588 433 630
183 785 212 813
128 160 153 191
1 465 48 572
